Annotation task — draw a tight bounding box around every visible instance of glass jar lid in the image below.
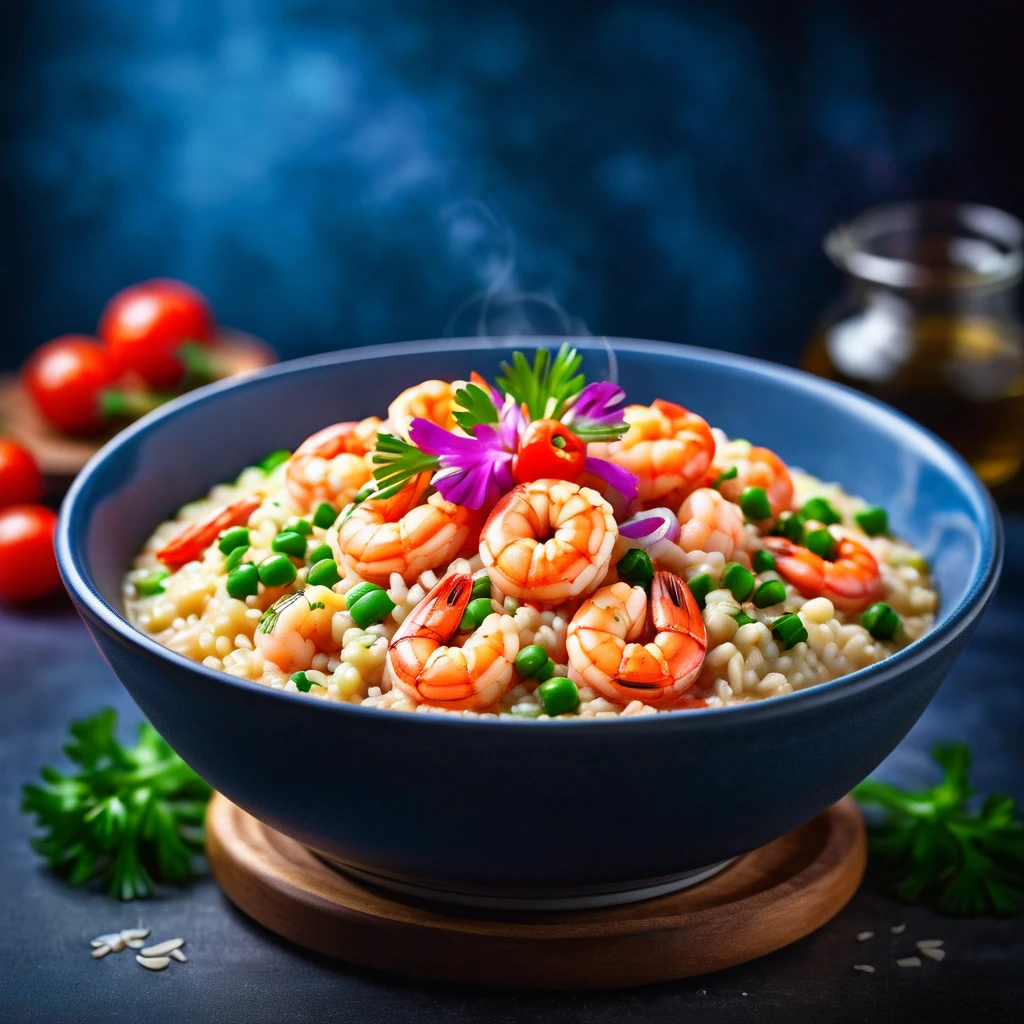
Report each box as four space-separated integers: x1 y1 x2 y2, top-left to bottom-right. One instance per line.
825 201 1023 291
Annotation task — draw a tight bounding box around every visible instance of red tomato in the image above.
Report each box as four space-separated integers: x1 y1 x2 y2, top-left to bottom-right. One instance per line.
23 336 116 434
0 504 61 604
99 279 215 388
513 419 587 484
0 440 43 508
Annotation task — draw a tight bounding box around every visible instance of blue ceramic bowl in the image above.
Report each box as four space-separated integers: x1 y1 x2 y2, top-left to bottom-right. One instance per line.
57 338 1001 908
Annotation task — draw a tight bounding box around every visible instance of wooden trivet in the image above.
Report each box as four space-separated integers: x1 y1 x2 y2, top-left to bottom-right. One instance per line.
206 793 866 989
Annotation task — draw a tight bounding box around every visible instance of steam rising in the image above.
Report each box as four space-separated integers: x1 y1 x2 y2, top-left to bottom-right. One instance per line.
5 3 953 365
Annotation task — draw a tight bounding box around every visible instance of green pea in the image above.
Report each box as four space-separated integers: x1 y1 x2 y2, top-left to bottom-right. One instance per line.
307 559 341 589
739 486 772 520
799 497 842 526
313 502 338 529
721 562 755 602
537 677 579 715
308 543 333 565
218 527 250 555
271 531 307 559
772 612 808 649
349 588 396 628
752 549 776 574
286 517 313 535
471 572 492 601
855 506 889 536
804 526 837 562
712 465 738 488
345 582 381 609
224 545 248 572
459 597 495 632
861 602 901 640
135 569 169 597
227 564 260 600
617 548 655 589
732 611 756 627
515 644 550 678
534 659 556 682
687 573 716 609
259 450 292 473
291 671 324 693
258 554 298 588
753 579 787 608
779 512 805 543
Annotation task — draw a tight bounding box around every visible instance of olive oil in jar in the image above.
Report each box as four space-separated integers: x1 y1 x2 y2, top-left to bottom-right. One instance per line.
805 203 1024 488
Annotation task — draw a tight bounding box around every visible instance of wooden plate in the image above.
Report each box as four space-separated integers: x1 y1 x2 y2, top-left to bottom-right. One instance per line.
0 329 276 488
206 793 866 989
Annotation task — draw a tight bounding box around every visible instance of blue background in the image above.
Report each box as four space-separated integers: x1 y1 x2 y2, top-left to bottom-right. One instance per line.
2 0 1021 368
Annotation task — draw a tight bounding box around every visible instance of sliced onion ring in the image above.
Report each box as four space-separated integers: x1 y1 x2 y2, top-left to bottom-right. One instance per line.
618 507 681 548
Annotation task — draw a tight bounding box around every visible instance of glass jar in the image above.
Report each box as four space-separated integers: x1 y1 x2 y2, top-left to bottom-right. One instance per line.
802 201 1024 488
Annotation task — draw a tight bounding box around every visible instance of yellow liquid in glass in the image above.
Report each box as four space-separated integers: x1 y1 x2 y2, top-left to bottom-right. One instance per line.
803 314 1024 486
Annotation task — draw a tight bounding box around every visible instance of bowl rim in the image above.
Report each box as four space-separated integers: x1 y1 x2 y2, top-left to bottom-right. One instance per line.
57 335 1004 732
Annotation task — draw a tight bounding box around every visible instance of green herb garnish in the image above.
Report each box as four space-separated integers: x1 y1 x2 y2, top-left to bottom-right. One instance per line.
21 708 211 901
854 743 1024 916
451 382 501 433
368 432 440 501
496 343 585 420
257 591 304 634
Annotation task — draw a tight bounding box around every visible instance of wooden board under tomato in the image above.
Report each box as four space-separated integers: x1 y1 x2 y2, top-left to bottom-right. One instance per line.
0 329 276 493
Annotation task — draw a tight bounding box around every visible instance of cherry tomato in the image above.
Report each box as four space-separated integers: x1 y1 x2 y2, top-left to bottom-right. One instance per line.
23 336 116 434
99 279 215 388
0 440 43 508
513 419 587 484
0 504 61 604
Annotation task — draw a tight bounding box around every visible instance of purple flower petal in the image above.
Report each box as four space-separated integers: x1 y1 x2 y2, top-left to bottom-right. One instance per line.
498 394 526 450
566 382 627 427
411 417 514 509
583 456 639 503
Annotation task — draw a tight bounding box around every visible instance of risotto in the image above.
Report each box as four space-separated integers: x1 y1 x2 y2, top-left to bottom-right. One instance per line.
124 345 937 719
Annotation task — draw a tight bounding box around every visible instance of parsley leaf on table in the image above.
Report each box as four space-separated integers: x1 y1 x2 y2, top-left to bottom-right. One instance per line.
854 742 1024 916
21 708 212 901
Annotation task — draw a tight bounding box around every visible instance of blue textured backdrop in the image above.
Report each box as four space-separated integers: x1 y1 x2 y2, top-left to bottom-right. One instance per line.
2 0 1021 368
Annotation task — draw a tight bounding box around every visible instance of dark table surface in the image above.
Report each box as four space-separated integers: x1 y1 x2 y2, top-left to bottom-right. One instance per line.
2 519 1022 1024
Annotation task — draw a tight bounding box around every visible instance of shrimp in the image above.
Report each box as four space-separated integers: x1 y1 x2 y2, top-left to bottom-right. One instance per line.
714 445 793 527
677 487 750 563
387 380 456 442
387 573 520 710
479 479 617 607
332 475 481 585
763 531 882 612
254 586 347 673
285 418 381 512
566 572 707 705
157 495 263 568
590 399 715 507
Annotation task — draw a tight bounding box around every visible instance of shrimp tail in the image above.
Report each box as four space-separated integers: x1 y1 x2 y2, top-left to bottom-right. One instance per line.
157 495 262 568
651 571 706 642
392 573 472 646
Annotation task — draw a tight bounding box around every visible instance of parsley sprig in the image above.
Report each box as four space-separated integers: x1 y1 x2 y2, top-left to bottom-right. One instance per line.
496 343 585 420
854 742 1024 916
451 383 501 433
369 432 439 501
21 709 211 901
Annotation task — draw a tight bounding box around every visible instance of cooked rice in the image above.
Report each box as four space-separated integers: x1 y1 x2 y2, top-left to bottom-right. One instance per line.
125 457 937 719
